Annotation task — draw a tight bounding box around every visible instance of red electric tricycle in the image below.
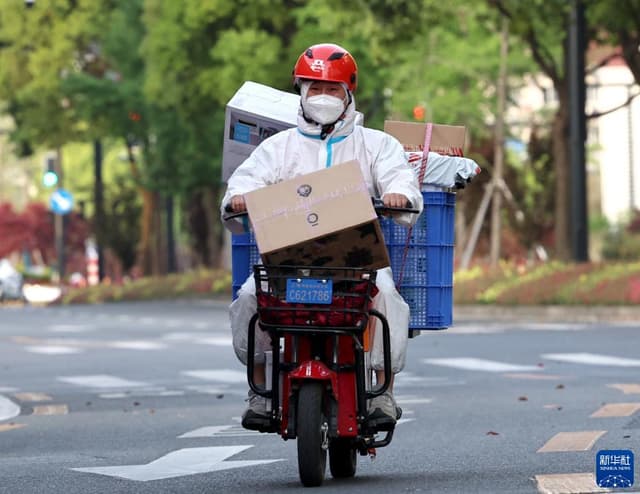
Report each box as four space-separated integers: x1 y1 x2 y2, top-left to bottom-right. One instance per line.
231 200 417 487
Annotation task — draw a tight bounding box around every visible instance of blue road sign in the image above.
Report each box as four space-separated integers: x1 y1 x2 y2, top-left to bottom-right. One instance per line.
50 189 74 215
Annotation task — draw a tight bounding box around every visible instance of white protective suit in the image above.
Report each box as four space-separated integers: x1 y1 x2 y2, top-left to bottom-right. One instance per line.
221 94 423 374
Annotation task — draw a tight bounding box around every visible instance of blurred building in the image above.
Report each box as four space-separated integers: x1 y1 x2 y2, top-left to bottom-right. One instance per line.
510 47 640 227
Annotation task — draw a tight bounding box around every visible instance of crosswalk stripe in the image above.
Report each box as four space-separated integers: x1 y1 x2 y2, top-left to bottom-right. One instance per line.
502 373 568 380
542 353 640 367
537 431 606 453
32 404 69 416
13 393 52 402
0 423 26 433
534 473 609 493
590 403 640 418
423 358 541 373
607 383 640 394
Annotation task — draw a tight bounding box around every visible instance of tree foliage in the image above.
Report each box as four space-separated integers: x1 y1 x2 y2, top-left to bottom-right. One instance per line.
2 0 635 269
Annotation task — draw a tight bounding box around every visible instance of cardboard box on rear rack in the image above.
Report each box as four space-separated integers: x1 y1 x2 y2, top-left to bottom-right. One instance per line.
244 160 390 272
383 121 466 156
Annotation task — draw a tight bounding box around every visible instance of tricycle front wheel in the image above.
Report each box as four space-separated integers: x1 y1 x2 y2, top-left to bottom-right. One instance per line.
296 382 328 487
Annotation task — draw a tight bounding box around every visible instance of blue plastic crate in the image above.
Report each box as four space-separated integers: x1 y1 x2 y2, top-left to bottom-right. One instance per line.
380 191 455 330
230 191 455 330
231 231 261 300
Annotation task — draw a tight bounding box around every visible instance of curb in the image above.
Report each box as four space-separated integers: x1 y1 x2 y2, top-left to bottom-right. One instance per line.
453 304 640 323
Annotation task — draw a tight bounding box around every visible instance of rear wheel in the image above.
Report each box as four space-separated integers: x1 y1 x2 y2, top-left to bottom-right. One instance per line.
329 438 357 478
296 382 327 487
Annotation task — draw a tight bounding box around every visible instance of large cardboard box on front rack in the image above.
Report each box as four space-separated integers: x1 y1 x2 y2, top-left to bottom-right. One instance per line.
222 81 300 182
244 160 390 270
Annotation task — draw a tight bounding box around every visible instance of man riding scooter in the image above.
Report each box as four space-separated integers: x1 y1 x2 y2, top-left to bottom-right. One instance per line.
221 43 423 431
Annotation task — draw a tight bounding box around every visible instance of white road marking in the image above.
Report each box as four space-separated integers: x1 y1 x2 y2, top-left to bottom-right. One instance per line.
108 341 167 350
25 346 83 355
162 333 231 346
99 390 185 399
448 322 596 334
422 358 542 373
58 375 150 389
395 395 433 405
178 425 262 438
47 324 93 333
71 445 283 481
542 353 640 367
196 337 232 346
0 387 18 393
162 320 183 328
0 395 20 421
394 373 466 387
182 369 246 383
397 418 415 425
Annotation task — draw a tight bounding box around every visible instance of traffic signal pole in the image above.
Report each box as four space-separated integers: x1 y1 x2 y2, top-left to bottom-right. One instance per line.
54 150 65 280
94 139 105 281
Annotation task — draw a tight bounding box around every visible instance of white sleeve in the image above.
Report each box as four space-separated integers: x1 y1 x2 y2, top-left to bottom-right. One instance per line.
220 140 280 233
373 134 423 227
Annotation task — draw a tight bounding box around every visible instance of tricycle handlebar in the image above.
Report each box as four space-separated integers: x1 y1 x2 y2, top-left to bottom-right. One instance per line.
223 198 419 222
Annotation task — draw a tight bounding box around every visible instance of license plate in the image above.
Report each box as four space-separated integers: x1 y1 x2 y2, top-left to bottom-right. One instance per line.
286 278 333 305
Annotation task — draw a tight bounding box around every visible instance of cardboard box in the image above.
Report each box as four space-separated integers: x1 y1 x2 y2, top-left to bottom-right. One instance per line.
222 81 300 182
384 121 467 156
244 161 390 270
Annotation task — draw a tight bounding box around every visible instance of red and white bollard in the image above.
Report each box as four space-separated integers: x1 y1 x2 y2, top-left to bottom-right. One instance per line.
86 239 100 286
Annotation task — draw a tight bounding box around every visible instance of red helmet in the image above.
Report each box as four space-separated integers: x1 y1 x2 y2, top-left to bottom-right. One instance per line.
293 43 358 93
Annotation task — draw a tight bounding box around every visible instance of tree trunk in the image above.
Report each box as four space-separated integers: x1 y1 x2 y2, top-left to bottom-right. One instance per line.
201 185 224 267
125 138 160 276
551 87 571 261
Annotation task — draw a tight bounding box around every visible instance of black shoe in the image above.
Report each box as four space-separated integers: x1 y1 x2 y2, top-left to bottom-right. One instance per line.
241 409 273 431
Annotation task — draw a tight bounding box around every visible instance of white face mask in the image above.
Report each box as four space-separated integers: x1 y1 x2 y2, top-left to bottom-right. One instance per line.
303 94 347 125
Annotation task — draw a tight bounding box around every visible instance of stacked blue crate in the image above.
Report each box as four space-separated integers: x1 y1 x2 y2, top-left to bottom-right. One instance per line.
230 190 455 330
231 231 261 299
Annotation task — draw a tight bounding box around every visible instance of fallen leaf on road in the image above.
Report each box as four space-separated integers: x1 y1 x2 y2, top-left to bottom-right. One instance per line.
555 384 565 389
518 396 528 401
486 431 499 436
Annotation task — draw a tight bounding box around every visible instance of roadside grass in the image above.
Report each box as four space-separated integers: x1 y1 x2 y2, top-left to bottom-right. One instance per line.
453 261 640 305
58 269 231 305
53 261 640 306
